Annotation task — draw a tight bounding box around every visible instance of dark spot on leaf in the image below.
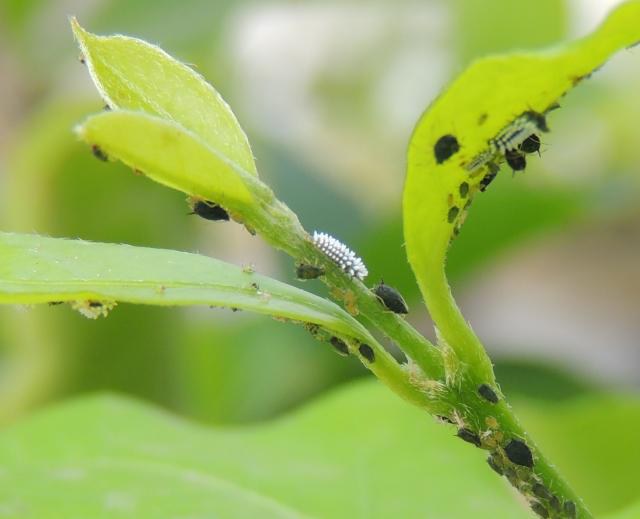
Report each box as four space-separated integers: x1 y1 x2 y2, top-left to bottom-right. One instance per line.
477 113 488 125
91 145 108 161
373 282 408 314
563 501 576 518
434 135 460 164
531 502 549 518
478 384 499 404
457 428 481 447
487 455 503 475
48 301 64 306
505 439 534 468
250 282 260 290
447 206 459 224
505 149 526 171
190 200 230 221
459 182 469 198
329 336 349 356
358 344 375 362
296 264 325 280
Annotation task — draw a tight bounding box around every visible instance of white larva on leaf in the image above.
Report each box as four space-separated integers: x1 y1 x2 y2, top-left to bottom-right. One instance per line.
312 231 368 280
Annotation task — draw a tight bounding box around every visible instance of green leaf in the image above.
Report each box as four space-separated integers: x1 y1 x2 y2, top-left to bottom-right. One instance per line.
0 382 529 519
402 0 640 378
2 381 639 518
71 17 257 176
0 231 366 342
76 110 254 208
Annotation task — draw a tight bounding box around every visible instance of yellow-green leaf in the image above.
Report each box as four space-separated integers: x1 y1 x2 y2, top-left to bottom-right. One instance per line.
76 110 254 208
403 0 640 379
71 17 257 177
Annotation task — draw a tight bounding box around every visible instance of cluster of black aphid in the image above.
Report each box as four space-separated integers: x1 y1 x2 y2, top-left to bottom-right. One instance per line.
492 110 548 173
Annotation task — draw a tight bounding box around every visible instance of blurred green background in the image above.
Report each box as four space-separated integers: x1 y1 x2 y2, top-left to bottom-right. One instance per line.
0 0 638 439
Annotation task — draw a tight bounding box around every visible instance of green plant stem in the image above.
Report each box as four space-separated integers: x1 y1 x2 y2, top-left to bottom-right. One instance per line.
242 179 445 382
240 174 588 518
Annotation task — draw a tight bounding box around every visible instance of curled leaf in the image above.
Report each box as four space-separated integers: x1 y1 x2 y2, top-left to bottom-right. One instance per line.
403 1 640 378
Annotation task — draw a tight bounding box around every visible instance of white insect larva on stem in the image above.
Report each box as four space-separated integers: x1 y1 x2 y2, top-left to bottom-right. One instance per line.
312 231 368 280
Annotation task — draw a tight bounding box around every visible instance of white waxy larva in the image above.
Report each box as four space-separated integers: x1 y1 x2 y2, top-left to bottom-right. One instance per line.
312 231 368 280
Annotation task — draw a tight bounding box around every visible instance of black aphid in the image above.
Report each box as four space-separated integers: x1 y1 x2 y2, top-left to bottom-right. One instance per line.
88 301 103 308
373 282 409 314
434 135 460 164
296 264 325 280
190 200 230 221
531 502 549 518
447 206 460 224
91 145 108 161
505 149 526 171
549 495 561 512
532 483 552 501
478 384 499 404
479 170 497 192
358 344 375 363
459 182 469 197
520 134 540 154
505 439 534 468
563 501 576 518
329 336 349 356
48 301 64 306
457 428 481 447
487 455 504 475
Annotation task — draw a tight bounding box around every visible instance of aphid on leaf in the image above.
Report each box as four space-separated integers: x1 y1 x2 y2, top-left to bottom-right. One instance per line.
504 439 534 468
530 502 549 518
479 170 497 192
519 134 540 154
91 145 108 161
478 383 499 403
457 428 481 447
459 182 469 198
505 149 526 171
563 501 576 518
190 200 230 221
434 134 460 164
296 264 325 280
329 336 350 356
486 454 504 475
312 231 368 280
532 483 552 501
373 281 409 314
447 206 460 224
358 343 375 363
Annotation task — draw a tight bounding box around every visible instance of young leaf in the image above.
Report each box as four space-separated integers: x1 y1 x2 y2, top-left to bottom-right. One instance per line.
403 0 640 379
71 17 257 177
76 110 255 209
